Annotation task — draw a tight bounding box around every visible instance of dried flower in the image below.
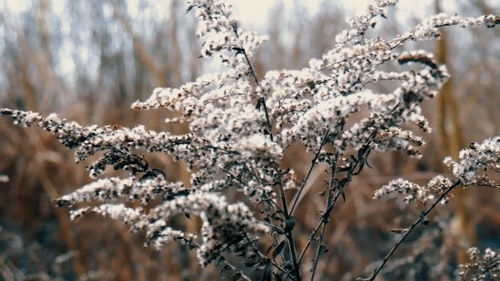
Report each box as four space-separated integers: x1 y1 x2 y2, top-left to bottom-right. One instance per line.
459 247 500 281
1 1 498 278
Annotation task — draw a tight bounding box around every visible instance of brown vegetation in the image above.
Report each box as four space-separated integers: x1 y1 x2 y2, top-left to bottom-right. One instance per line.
0 0 498 280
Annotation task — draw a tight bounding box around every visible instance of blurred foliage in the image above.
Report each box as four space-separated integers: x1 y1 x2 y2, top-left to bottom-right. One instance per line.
0 0 498 280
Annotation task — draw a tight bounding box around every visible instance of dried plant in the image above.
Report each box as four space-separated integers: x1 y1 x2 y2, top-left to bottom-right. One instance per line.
1 0 499 280
459 247 499 281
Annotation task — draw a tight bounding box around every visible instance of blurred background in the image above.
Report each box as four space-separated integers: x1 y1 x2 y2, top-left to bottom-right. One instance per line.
0 0 498 280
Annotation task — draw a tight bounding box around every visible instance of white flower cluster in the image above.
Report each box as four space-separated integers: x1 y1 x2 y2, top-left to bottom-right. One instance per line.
373 137 499 204
373 175 453 205
68 191 269 266
0 109 103 150
444 136 500 186
57 175 188 206
459 247 499 281
187 0 267 67
143 192 269 265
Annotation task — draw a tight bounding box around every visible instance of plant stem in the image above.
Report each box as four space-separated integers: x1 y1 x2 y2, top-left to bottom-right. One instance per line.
309 152 339 280
359 180 461 281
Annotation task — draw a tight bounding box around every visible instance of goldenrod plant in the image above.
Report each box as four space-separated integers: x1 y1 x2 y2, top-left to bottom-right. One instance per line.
1 0 498 280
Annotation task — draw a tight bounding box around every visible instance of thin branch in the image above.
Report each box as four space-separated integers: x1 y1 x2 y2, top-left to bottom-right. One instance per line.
290 130 331 215
230 23 274 141
309 151 339 281
359 180 461 281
